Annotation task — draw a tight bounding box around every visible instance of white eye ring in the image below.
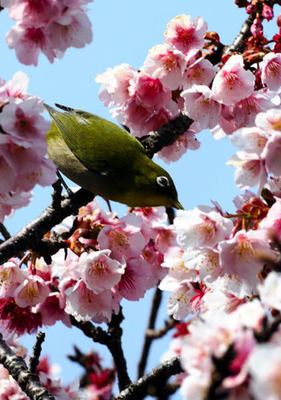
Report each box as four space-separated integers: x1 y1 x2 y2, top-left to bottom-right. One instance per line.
156 176 170 188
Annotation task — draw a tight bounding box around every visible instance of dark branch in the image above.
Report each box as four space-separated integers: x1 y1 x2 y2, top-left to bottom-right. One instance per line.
107 311 131 390
70 316 109 344
114 357 182 400
29 332 46 373
138 288 163 378
71 311 131 391
225 13 255 54
146 317 177 339
0 223 11 241
140 114 193 158
0 333 54 400
0 188 93 265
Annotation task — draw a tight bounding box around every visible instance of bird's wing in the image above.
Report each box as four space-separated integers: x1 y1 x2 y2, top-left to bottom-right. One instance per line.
45 104 145 176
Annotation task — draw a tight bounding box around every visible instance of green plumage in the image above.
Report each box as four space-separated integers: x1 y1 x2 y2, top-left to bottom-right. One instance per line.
45 104 183 209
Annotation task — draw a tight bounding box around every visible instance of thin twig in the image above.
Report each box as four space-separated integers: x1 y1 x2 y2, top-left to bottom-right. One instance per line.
0 333 54 400
114 357 182 400
146 318 177 339
29 332 46 373
138 288 163 378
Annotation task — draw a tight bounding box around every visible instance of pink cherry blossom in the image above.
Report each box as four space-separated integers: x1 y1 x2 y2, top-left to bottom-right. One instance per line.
129 72 172 109
65 280 114 323
174 207 233 249
7 0 61 26
51 248 80 283
164 14 207 54
227 152 267 191
181 85 221 130
97 214 146 262
6 25 56 66
183 57 216 89
219 229 277 291
260 52 281 91
212 55 255 106
36 292 70 327
259 197 281 241
47 11 92 52
230 127 268 155
255 108 281 134
232 91 279 130
79 249 125 294
183 248 221 283
0 98 49 148
0 71 29 104
142 44 187 90
0 191 31 222
96 64 138 107
159 247 198 292
258 271 281 311
202 275 248 314
167 282 199 319
263 133 281 176
14 275 50 308
117 256 152 301
249 344 281 400
0 259 25 298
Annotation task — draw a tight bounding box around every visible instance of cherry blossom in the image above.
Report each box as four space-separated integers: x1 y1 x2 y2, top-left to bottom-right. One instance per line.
79 249 125 294
183 55 216 89
249 344 281 400
164 14 207 54
181 85 220 130
219 229 277 292
212 55 255 106
227 152 267 191
14 275 50 308
5 0 93 65
260 52 281 91
174 207 233 249
142 44 187 90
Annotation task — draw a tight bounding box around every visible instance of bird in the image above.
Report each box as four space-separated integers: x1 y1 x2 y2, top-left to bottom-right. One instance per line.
45 103 183 209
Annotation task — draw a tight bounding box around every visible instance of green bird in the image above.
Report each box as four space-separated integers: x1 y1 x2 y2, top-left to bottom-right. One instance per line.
45 104 183 209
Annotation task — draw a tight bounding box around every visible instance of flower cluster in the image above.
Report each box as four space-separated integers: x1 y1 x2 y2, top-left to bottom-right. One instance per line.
96 12 281 187
0 71 56 221
0 201 175 333
1 0 93 65
96 14 211 161
164 273 281 400
159 193 281 320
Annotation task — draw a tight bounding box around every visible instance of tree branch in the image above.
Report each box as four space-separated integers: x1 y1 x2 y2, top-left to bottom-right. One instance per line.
0 188 93 265
0 222 11 241
140 114 193 158
29 332 46 374
0 333 54 400
146 317 177 339
138 288 163 378
71 310 131 391
114 357 182 400
225 13 255 54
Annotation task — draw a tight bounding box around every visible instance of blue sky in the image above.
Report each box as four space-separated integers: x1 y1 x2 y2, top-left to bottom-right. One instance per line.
0 0 268 396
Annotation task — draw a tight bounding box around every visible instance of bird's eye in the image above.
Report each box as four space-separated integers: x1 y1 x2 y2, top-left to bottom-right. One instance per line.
156 176 170 188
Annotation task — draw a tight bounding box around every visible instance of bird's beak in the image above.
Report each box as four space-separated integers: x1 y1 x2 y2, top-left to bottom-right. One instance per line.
173 200 184 210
